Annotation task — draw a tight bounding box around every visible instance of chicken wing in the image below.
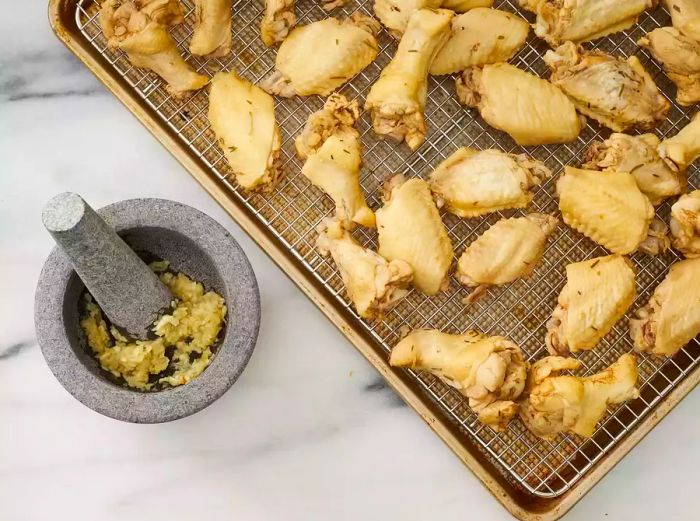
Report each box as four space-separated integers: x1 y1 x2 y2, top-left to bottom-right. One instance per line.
365 8 453 150
456 64 582 146
544 42 669 132
376 175 454 295
546 255 636 356
260 0 295 47
100 0 208 98
520 354 639 439
296 95 375 229
630 258 700 356
658 112 700 171
317 220 413 319
261 13 380 97
429 148 552 218
519 0 656 47
639 28 700 106
584 133 686 205
208 71 281 191
666 0 700 40
457 214 558 303
557 167 665 255
390 329 528 430
189 0 232 57
670 190 700 257
430 8 530 76
374 0 492 38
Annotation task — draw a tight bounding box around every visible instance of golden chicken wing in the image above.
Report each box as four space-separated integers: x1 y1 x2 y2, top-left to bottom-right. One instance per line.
457 214 558 303
189 0 232 57
670 190 700 257
519 0 655 47
296 95 375 229
584 133 686 205
557 167 665 255
666 0 700 40
365 8 453 150
456 63 582 146
317 220 413 319
390 329 528 430
639 27 700 106
100 0 208 98
544 42 669 132
520 354 639 439
376 175 454 295
429 147 552 218
208 71 282 191
260 0 295 47
429 8 529 75
261 13 380 97
546 255 636 356
658 112 700 171
630 258 700 356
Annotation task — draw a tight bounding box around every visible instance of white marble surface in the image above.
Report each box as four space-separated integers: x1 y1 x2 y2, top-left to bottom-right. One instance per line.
1 3 700 520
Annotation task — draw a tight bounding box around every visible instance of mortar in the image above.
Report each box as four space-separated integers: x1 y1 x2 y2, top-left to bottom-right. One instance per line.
35 198 260 423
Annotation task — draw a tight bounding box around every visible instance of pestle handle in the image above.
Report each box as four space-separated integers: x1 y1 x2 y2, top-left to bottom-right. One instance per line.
42 192 173 340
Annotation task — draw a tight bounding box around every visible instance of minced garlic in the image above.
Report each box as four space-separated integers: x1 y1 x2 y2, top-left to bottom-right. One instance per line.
80 262 227 391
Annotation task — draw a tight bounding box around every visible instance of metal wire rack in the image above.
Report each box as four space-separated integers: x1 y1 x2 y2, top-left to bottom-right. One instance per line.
75 0 700 498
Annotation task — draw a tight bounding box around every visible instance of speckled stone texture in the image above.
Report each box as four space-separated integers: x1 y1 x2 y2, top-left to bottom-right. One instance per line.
35 199 261 423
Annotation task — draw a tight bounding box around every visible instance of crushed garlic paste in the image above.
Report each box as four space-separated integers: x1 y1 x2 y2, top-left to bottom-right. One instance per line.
80 262 227 391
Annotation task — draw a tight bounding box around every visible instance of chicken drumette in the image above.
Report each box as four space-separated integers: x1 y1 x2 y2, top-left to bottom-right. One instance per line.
670 190 700 257
189 0 232 57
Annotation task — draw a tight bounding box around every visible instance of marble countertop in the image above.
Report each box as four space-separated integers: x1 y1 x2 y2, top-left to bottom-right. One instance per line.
2 3 699 520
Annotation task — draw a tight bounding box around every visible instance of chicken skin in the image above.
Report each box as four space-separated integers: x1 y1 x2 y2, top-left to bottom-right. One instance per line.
519 0 656 47
670 190 700 257
99 0 208 98
365 8 453 150
429 147 552 218
520 354 639 439
189 0 232 57
390 329 528 430
208 71 282 191
456 63 582 146
374 0 492 38
260 0 295 47
261 13 380 97
557 167 667 255
544 42 669 132
296 94 375 229
430 8 530 76
666 0 700 40
658 112 700 171
317 220 413 319
376 175 454 295
546 255 636 356
630 258 700 356
457 214 558 304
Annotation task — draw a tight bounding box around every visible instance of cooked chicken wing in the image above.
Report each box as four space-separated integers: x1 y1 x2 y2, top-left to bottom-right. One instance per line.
630 258 700 356
658 112 700 171
639 28 700 106
208 71 281 191
520 354 639 439
365 8 453 150
317 220 412 319
429 148 552 218
546 255 636 356
557 167 665 255
373 0 442 38
457 214 558 303
584 133 686 205
100 0 208 98
544 42 669 132
456 64 582 146
390 329 528 430
189 0 232 56
261 13 380 97
430 8 529 75
666 0 700 40
376 175 454 295
260 0 295 46
296 95 375 229
519 0 655 47
670 190 700 257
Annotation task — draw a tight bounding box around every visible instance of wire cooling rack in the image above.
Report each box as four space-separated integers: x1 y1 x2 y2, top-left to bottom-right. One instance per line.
75 0 700 497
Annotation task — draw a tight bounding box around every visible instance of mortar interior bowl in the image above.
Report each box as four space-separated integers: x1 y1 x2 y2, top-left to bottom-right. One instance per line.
35 198 260 423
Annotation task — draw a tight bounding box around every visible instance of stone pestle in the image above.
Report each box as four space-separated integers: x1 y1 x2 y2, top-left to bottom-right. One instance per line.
41 192 173 340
